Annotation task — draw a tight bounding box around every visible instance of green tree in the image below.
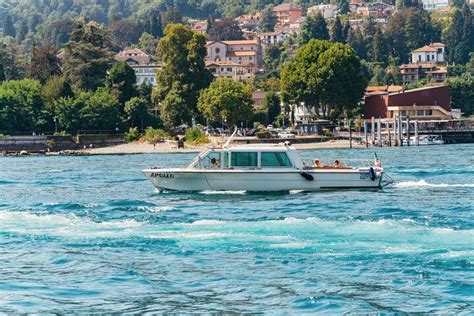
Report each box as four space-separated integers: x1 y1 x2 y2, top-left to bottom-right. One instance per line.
155 24 213 123
263 92 281 124
124 97 149 129
0 64 5 82
331 16 345 43
105 61 137 105
461 4 473 63
55 97 81 134
0 79 44 133
258 7 277 32
78 88 122 131
281 40 367 119
161 7 182 28
41 76 74 113
299 13 329 45
160 82 191 130
347 27 367 60
139 32 157 55
263 45 282 71
29 45 62 84
198 78 253 126
110 19 142 47
63 20 114 90
16 19 28 44
2 14 16 38
207 18 244 41
447 73 474 116
372 29 390 65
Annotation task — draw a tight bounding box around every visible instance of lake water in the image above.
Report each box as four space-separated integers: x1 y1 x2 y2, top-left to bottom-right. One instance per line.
0 144 473 313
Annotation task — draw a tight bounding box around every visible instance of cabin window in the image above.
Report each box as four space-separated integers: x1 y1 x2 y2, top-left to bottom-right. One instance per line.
231 152 258 167
201 151 221 169
261 152 292 167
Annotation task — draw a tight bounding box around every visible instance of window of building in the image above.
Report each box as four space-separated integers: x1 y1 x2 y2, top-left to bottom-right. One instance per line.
425 110 432 116
400 110 406 116
416 110 424 116
231 152 258 167
427 55 430 61
438 48 442 53
261 152 293 167
226 67 232 72
418 55 421 62
215 47 220 54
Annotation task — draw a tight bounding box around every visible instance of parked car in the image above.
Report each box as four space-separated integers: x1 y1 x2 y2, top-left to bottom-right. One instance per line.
278 131 296 139
267 124 274 130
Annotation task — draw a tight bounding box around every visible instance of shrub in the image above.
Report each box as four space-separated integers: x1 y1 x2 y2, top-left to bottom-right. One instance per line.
143 127 168 148
256 130 271 139
185 127 210 145
125 127 141 143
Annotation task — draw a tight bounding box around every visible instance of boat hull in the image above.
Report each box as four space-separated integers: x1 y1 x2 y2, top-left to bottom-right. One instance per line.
143 168 383 192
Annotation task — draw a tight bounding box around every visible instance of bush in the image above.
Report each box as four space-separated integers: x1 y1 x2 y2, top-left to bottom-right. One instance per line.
256 130 271 139
185 127 210 145
143 127 168 148
125 127 141 143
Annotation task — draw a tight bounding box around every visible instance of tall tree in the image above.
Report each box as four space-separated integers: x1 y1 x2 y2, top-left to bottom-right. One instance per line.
461 4 474 63
347 27 367 60
63 20 114 90
198 78 253 126
105 61 137 105
110 19 142 48
446 9 466 64
207 18 243 41
281 40 367 119
2 14 16 38
258 7 277 32
447 73 474 116
331 16 345 43
161 7 182 28
155 24 213 127
372 29 390 65
124 97 149 129
16 19 28 44
298 13 329 45
29 45 62 84
0 64 5 82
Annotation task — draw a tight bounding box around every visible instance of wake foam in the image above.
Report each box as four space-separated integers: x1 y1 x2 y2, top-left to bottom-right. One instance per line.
395 180 474 188
1 211 472 254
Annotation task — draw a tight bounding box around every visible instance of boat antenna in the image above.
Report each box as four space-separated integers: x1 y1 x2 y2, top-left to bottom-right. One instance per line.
223 126 238 148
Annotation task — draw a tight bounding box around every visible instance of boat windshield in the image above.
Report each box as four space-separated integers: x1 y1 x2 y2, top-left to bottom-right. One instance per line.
198 151 222 169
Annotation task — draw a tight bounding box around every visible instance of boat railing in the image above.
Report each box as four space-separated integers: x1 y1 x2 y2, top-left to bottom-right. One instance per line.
301 158 375 169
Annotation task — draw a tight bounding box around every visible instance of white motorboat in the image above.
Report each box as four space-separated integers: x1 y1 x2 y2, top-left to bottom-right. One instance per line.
143 133 387 192
405 134 444 145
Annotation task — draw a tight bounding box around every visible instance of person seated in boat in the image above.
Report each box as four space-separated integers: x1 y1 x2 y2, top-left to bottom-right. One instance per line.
210 157 220 168
334 160 345 168
312 159 321 168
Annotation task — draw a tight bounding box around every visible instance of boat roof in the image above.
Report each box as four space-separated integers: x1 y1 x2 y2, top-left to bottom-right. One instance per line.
208 142 296 152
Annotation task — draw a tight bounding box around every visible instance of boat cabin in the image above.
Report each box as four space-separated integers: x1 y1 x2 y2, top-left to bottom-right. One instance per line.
188 144 304 170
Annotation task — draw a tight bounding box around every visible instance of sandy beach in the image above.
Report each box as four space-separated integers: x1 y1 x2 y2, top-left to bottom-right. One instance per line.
80 138 365 155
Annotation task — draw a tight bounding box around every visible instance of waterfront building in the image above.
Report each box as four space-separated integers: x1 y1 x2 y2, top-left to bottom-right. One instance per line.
364 85 459 120
411 43 445 64
273 3 304 25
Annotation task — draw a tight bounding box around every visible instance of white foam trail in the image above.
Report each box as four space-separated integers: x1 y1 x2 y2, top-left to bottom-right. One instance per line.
199 190 247 195
395 180 474 188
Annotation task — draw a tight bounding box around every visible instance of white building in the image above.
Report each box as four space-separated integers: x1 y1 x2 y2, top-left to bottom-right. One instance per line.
307 4 339 19
422 0 450 10
259 31 290 46
114 48 160 86
132 64 160 86
206 39 261 67
411 43 445 64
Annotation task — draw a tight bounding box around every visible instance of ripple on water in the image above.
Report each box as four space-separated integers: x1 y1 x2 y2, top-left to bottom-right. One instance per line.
0 144 473 313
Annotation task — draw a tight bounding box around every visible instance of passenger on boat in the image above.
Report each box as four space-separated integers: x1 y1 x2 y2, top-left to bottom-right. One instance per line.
210 157 220 168
334 160 344 168
313 159 321 168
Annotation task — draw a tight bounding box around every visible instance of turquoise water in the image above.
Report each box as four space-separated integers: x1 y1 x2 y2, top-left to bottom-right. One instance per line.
0 144 473 313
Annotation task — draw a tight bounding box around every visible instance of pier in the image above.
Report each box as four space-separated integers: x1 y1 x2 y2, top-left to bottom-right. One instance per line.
336 118 474 146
